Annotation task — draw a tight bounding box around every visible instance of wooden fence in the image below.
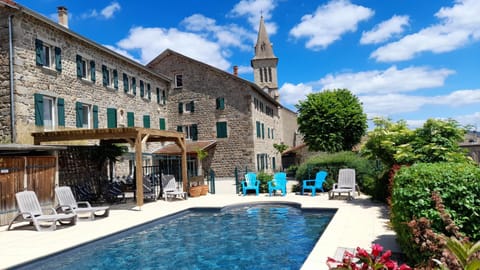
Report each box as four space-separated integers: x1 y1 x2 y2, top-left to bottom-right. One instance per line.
0 156 56 225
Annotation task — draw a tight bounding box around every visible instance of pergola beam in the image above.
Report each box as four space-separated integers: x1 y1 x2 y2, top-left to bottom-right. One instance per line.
32 127 186 208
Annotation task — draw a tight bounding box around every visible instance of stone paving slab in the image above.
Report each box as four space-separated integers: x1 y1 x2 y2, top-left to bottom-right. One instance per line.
0 192 399 270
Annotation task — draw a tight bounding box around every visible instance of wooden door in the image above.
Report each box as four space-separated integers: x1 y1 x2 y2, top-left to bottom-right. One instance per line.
0 157 25 225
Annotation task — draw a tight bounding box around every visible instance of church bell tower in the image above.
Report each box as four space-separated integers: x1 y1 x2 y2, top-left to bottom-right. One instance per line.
251 16 279 101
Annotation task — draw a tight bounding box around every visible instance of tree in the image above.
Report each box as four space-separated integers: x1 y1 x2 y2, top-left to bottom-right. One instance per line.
296 89 367 152
273 142 288 154
361 118 470 166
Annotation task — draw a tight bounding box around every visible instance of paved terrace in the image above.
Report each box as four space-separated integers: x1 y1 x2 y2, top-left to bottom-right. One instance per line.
0 180 400 270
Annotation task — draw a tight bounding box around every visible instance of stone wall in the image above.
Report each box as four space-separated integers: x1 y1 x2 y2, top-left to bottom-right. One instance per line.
148 51 282 176
0 8 12 142
3 8 170 144
280 108 301 148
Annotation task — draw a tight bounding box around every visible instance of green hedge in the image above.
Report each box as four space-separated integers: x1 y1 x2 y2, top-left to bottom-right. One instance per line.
295 151 376 192
391 162 480 264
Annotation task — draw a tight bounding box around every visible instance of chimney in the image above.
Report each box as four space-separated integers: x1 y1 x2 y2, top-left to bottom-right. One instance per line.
233 65 238 76
57 6 68 28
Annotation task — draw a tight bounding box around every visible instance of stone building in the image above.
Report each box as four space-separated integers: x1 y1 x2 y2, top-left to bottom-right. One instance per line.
0 1 299 178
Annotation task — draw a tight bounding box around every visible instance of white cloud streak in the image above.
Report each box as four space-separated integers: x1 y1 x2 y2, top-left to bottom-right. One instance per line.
360 15 409 44
81 2 121 20
318 66 455 95
371 0 480 62
289 0 373 50
230 0 278 34
116 27 230 69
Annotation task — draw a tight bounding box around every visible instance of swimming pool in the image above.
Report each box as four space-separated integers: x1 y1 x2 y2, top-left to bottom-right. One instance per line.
14 203 335 270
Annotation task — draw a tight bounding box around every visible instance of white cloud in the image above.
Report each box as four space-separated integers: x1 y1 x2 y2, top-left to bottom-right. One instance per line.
116 26 230 69
81 2 121 20
103 45 140 62
454 112 480 128
360 15 409 44
101 2 121 19
371 0 480 62
289 0 373 50
236 65 252 74
230 0 278 34
182 14 254 51
318 66 454 95
431 89 480 106
279 83 314 106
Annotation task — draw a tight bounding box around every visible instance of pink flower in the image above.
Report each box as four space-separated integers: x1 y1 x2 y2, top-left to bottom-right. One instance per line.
384 259 398 270
356 247 369 259
399 264 412 270
379 249 392 263
371 243 383 257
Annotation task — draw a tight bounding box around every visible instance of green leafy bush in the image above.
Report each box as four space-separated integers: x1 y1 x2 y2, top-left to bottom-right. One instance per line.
256 171 273 193
391 162 480 265
295 151 376 193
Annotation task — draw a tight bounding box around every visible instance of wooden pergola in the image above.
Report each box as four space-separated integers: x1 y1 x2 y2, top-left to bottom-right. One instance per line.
31 128 187 208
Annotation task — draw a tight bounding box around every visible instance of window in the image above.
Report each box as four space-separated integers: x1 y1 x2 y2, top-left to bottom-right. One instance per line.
147 83 151 100
156 88 167 105
257 153 268 171
131 77 137 95
175 74 183 88
35 39 61 72
185 101 195 113
75 102 92 128
123 73 129 93
76 55 95 82
127 112 134 127
256 121 261 138
268 67 272 82
102 65 117 89
159 118 166 130
261 123 265 139
179 124 198 140
107 108 117 128
34 93 64 129
162 90 167 105
143 115 150 128
140 80 145 97
216 121 227 138
216 97 225 110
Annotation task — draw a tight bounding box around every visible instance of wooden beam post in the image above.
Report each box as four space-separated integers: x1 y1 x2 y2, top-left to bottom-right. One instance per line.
135 131 144 208
176 136 188 192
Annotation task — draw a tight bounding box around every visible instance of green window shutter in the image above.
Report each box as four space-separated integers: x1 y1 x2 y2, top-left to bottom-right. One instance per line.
107 108 117 128
93 105 99 129
90 60 97 82
272 129 274 139
123 74 129 93
54 47 62 72
256 121 260 138
216 122 227 138
261 123 265 139
156 88 160 104
127 112 134 127
268 128 270 139
147 84 151 100
190 101 195 113
143 115 150 128
75 102 83 128
113 69 118 90
34 93 44 126
35 39 43 66
140 80 144 97
272 157 276 170
90 61 96 82
159 118 166 130
162 90 166 105
76 55 83 78
191 124 198 141
177 125 183 132
216 97 224 110
102 65 108 86
57 98 65 126
178 102 183 113
132 77 136 95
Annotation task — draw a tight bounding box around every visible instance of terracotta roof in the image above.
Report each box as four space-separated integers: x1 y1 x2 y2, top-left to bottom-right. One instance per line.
282 143 307 155
154 140 217 155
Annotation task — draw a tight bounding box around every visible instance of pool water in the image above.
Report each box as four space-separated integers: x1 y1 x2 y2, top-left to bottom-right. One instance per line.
15 203 334 270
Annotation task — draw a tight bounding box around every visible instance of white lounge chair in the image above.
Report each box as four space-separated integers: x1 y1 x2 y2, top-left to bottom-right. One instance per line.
55 186 109 220
161 174 187 201
8 190 77 231
329 168 357 200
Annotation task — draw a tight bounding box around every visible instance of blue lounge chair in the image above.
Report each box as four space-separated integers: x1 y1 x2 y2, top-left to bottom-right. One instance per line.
302 171 327 196
242 172 260 196
268 172 287 196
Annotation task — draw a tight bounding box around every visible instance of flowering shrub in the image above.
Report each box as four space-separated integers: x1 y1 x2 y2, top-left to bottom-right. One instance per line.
327 244 411 270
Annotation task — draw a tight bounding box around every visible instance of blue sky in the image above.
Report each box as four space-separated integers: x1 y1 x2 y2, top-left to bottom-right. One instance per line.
17 0 480 129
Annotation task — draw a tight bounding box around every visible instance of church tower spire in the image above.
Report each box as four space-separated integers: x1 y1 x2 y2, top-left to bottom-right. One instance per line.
251 16 279 101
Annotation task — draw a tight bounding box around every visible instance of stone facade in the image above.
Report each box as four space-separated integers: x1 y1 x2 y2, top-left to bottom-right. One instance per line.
0 5 170 145
148 50 283 176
